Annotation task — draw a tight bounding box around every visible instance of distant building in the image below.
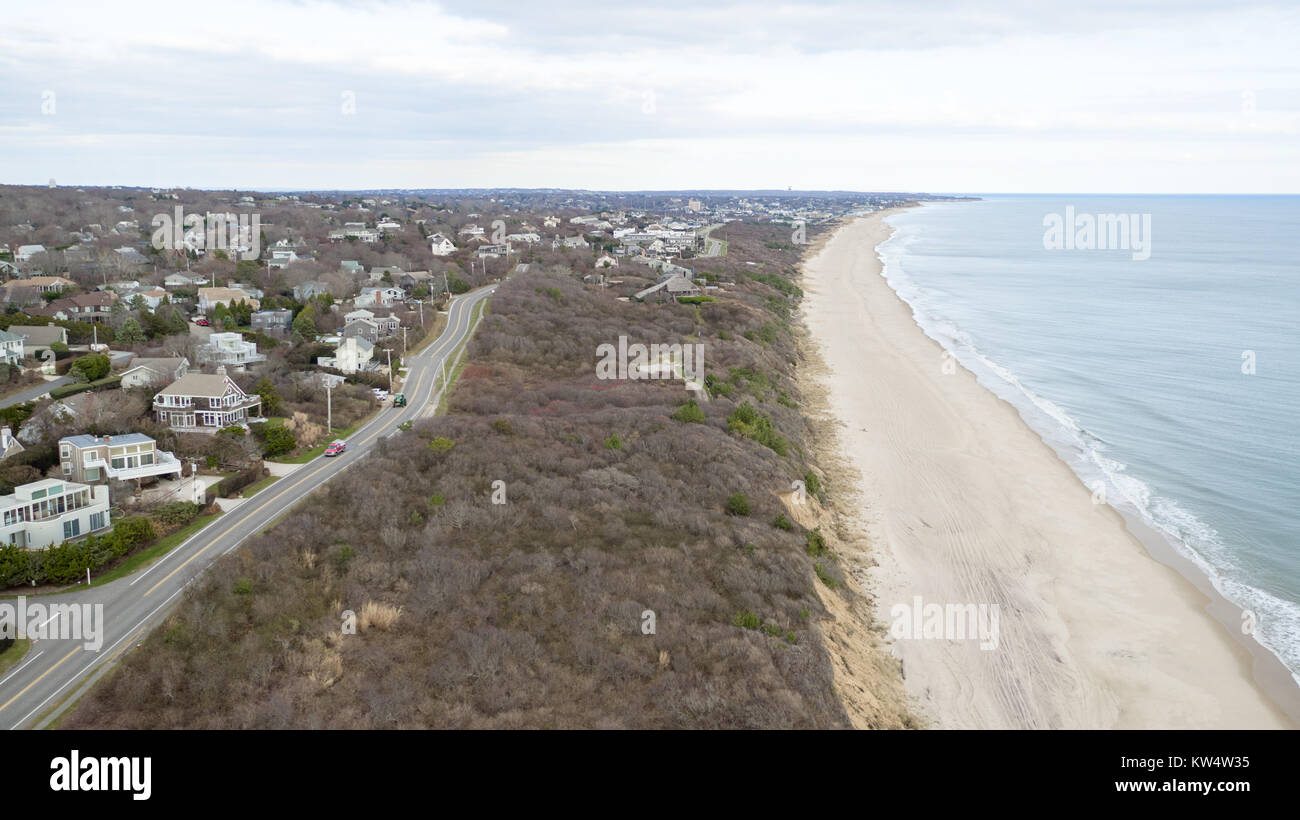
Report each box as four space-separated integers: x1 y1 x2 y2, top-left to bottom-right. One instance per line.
8 324 67 356
251 309 293 336
0 329 24 365
429 234 456 256
197 332 266 368
119 356 189 389
317 336 373 374
198 287 261 314
0 478 111 550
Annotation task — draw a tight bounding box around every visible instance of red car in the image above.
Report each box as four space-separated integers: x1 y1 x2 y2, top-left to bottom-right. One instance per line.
324 440 347 457
193 316 210 326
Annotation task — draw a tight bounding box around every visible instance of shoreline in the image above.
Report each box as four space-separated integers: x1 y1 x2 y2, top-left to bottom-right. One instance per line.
800 208 1295 729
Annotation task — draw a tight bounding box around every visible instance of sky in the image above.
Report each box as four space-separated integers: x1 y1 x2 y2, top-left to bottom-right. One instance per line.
1 0 1298 193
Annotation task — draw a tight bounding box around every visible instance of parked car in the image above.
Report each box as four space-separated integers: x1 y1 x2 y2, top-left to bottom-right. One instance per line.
324 440 347 457
392 393 407 407
192 316 210 326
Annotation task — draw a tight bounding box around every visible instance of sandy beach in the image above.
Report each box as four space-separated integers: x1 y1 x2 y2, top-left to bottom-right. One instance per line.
802 209 1294 729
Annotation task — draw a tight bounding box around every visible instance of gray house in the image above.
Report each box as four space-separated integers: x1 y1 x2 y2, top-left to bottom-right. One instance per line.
251 309 293 336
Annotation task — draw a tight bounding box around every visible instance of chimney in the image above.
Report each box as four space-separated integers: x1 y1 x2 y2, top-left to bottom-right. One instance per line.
216 365 227 377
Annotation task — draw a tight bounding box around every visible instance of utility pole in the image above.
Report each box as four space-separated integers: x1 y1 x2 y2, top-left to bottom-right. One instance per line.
325 379 333 433
385 348 392 393
402 326 407 354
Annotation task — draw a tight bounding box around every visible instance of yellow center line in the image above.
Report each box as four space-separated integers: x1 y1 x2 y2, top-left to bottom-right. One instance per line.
0 647 81 714
141 295 475 598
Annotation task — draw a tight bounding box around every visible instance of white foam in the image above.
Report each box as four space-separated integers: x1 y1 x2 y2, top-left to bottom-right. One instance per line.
875 214 1300 685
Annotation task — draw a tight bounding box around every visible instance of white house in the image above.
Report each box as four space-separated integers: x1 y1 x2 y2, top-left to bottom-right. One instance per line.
0 330 24 365
0 478 111 550
267 248 300 269
354 287 405 308
120 356 189 388
15 244 46 263
429 234 456 256
197 332 266 368
317 336 373 374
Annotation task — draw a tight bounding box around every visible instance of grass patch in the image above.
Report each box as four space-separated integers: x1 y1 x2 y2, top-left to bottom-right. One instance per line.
0 638 32 677
240 475 280 498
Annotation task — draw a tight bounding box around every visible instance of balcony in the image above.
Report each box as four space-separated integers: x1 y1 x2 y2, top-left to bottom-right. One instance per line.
84 450 184 481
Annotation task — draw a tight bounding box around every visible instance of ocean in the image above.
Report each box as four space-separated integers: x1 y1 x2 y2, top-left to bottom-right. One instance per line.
876 195 1300 685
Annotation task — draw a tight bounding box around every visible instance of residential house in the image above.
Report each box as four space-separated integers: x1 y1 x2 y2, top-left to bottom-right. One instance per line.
120 356 189 388
0 478 111 550
198 287 261 313
267 248 300 269
633 274 702 302
339 261 365 276
58 433 183 485
36 291 118 324
251 309 293 336
293 281 329 301
153 367 262 433
7 324 66 356
0 330 24 365
354 287 404 308
429 234 456 256
595 254 618 269
2 275 74 293
396 270 434 292
476 244 509 259
14 244 46 263
135 287 167 310
317 336 373 374
197 332 266 368
164 273 198 288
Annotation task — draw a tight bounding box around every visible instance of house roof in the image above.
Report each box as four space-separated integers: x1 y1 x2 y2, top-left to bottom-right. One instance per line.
7 325 65 346
156 372 243 399
61 433 155 449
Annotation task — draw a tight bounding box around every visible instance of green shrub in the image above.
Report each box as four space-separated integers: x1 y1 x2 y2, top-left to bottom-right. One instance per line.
604 434 622 450
233 578 253 595
732 611 761 630
773 512 792 531
670 400 706 424
428 437 455 453
805 528 828 557
155 502 200 527
727 401 787 455
491 418 515 435
803 470 822 497
725 493 750 516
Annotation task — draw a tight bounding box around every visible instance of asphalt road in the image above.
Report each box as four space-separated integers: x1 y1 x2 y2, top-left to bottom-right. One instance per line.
0 377 71 409
0 284 494 729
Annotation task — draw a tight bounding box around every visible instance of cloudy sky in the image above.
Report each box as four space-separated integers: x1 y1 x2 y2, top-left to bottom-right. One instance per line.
1 0 1297 192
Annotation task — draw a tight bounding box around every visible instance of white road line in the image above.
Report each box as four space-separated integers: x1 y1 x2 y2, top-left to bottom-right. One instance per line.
0 650 45 689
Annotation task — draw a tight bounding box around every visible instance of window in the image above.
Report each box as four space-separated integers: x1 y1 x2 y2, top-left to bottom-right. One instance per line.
62 462 72 475
142 453 153 466
86 468 99 481
89 512 105 531
63 519 80 539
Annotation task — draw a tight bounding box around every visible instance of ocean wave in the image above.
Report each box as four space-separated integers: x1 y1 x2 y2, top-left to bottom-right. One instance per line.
876 216 1300 685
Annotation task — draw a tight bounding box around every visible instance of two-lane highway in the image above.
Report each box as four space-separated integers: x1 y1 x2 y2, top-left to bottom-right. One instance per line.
0 284 494 729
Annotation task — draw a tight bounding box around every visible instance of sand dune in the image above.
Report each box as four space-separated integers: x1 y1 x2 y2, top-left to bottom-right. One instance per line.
801 210 1292 729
